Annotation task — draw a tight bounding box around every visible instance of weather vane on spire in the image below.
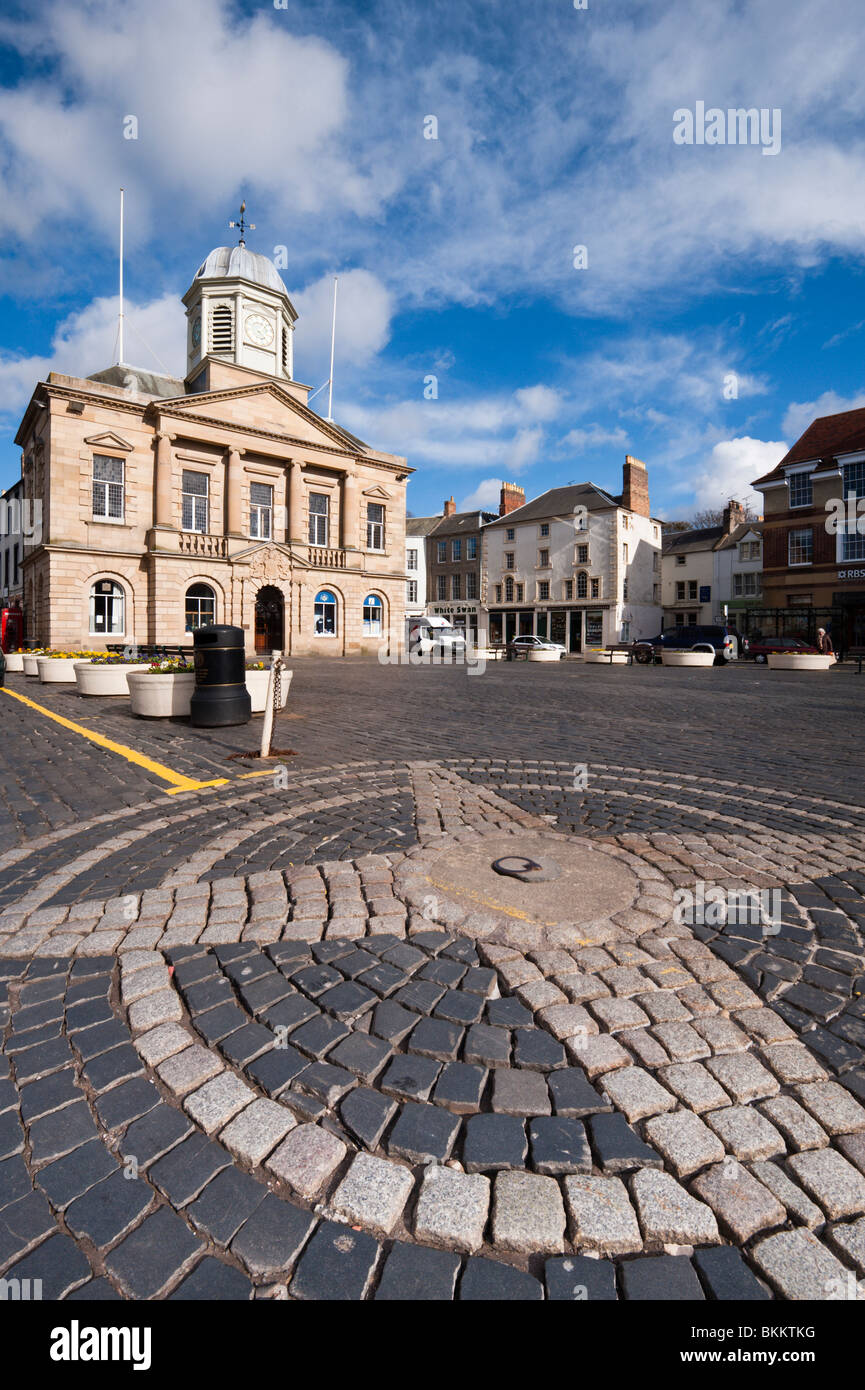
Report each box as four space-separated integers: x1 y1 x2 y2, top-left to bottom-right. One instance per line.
229 201 255 247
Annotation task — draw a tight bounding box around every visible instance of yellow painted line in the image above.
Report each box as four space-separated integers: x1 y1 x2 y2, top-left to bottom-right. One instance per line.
1 686 230 794
237 769 275 779
426 873 559 927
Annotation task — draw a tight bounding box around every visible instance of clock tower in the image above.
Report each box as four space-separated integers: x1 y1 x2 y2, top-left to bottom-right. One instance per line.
182 210 298 386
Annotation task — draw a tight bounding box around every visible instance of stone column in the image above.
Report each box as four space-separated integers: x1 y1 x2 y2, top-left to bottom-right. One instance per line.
288 460 305 544
341 471 359 550
154 433 174 528
226 448 243 537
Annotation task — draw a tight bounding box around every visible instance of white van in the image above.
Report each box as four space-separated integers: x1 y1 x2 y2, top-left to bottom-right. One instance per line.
408 615 468 655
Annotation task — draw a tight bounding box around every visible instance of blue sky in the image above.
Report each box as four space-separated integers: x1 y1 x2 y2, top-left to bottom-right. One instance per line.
1 0 865 520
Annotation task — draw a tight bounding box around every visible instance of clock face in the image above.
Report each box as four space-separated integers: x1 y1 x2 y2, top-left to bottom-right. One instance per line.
245 312 274 347
191 317 201 348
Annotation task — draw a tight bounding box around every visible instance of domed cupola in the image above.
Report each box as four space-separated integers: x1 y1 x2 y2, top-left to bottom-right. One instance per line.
182 204 298 384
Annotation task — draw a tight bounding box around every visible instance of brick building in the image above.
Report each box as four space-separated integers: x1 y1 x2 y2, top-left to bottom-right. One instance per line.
752 407 865 650
15 238 411 656
424 494 502 643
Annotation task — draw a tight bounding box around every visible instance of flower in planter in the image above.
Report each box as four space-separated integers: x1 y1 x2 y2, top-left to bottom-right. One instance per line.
146 658 193 674
245 660 268 670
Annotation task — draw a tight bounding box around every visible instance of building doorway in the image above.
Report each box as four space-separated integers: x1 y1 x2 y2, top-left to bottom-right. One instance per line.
569 611 582 652
255 585 284 653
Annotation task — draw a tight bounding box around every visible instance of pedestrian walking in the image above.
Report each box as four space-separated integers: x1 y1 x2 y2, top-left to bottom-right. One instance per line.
817 627 835 659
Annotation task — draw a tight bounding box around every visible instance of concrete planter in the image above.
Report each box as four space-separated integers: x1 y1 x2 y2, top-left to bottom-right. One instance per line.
74 661 150 696
36 656 81 682
127 671 196 718
767 652 835 671
246 668 293 714
661 650 716 667
4 652 24 672
527 648 564 662
22 654 43 676
584 650 630 664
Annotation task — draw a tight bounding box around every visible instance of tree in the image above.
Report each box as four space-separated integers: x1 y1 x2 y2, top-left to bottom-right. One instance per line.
690 503 759 528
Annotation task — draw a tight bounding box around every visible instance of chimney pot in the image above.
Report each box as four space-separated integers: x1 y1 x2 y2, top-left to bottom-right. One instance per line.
499 481 526 517
443 496 456 517
621 455 650 518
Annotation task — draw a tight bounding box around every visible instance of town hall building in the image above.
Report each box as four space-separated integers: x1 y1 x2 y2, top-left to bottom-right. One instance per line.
16 230 411 656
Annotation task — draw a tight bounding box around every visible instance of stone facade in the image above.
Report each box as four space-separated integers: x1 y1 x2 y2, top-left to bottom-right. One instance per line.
15 247 411 657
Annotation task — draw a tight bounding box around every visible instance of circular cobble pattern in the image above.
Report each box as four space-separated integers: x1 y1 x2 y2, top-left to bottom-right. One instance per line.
3 664 865 1299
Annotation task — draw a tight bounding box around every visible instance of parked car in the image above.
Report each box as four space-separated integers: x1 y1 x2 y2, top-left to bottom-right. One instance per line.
507 635 567 659
408 616 467 656
633 624 742 665
745 635 818 664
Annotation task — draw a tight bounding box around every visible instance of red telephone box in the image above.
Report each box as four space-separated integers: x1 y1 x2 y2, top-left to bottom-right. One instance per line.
1 607 23 653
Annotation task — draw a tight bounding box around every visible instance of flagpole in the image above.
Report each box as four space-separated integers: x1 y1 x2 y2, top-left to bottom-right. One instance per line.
118 187 125 366
326 275 338 422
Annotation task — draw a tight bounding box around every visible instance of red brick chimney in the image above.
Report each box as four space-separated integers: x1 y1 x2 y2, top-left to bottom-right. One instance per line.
499 482 525 517
443 496 456 517
621 455 650 517
722 499 745 533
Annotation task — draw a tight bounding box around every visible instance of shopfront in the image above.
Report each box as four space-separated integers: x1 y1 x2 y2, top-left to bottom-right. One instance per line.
429 600 482 644
487 605 609 650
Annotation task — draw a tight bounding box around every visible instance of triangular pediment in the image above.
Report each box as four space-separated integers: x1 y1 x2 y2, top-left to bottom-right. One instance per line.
229 539 337 575
361 484 393 500
83 430 134 451
162 381 361 453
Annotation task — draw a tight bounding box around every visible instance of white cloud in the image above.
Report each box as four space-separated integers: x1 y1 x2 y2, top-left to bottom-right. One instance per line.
691 437 788 513
293 270 394 377
514 385 562 420
782 390 865 442
0 293 184 419
560 423 629 451
459 477 503 511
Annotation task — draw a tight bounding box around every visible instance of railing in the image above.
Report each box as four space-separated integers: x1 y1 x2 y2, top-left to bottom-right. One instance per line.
307 546 347 568
178 533 227 558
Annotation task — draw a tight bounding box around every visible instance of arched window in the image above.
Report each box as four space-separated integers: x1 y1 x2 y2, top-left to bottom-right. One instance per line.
211 305 233 353
185 583 216 631
89 580 124 635
314 589 337 636
362 594 382 636
577 571 588 598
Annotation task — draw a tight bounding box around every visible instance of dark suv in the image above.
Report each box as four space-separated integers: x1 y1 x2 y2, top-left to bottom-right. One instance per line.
633 624 743 664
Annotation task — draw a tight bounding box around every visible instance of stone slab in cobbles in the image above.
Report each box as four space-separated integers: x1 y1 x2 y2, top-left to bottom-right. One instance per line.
387 1101 460 1165
491 1068 551 1116
794 1082 865 1136
827 1217 865 1276
587 1112 663 1174
290 1219 380 1301
704 1052 780 1104
545 1253 617 1301
692 1246 771 1301
229 1191 316 1278
758 1096 829 1152
330 1152 414 1237
691 1161 786 1242
643 1110 726 1178
267 1124 347 1199
458 1255 543 1301
375 1241 462 1301
751 1228 854 1300
562 1174 642 1255
786 1148 865 1220
339 1087 397 1150
704 1106 786 1161
184 1073 256 1134
157 1045 224 1097
749 1160 825 1231
630 1168 720 1247
619 1254 705 1301
492 1169 566 1254
219 1099 296 1167
600 1066 676 1123
413 1163 490 1252
657 1062 732 1114
104 1205 202 1299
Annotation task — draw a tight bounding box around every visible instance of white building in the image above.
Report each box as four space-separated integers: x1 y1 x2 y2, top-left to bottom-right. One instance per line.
0 478 25 611
661 502 748 627
405 514 440 623
481 457 662 651
714 522 764 622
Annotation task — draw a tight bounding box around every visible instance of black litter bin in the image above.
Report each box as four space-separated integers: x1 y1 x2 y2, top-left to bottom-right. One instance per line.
189 624 251 727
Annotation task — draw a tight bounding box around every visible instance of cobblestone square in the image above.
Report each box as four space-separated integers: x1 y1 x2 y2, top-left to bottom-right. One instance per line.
2 658 865 1302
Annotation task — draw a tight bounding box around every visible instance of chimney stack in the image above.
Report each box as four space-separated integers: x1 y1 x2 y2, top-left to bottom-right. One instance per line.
722 499 745 534
443 496 456 517
621 455 650 518
499 482 526 517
